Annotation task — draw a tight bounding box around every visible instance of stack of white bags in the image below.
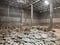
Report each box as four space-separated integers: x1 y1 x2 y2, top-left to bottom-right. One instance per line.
4 29 59 45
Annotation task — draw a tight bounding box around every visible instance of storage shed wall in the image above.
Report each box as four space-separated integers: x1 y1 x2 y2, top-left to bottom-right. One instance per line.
39 8 60 26
0 6 40 28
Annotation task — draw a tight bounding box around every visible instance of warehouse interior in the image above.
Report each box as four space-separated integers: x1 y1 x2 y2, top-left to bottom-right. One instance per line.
0 0 60 45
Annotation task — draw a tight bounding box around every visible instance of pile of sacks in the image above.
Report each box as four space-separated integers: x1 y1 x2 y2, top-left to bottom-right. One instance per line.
4 28 60 45
4 31 20 45
18 29 58 45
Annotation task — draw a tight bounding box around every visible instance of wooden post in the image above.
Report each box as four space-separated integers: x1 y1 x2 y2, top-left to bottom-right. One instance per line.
20 13 22 33
22 10 24 33
49 0 53 31
8 6 9 17
31 4 33 28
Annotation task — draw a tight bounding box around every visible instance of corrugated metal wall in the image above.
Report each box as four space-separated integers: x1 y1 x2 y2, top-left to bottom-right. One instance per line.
0 5 40 28
39 8 60 26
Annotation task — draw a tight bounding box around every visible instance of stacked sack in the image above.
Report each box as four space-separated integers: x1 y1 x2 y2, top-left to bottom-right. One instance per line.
4 28 60 45
18 29 57 45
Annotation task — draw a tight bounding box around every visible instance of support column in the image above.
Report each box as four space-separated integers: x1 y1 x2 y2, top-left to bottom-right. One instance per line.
31 4 33 27
20 11 22 33
22 10 24 25
22 10 24 33
49 0 53 31
8 6 9 17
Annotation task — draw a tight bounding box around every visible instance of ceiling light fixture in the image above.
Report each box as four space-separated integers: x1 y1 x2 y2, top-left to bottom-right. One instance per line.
44 0 49 5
